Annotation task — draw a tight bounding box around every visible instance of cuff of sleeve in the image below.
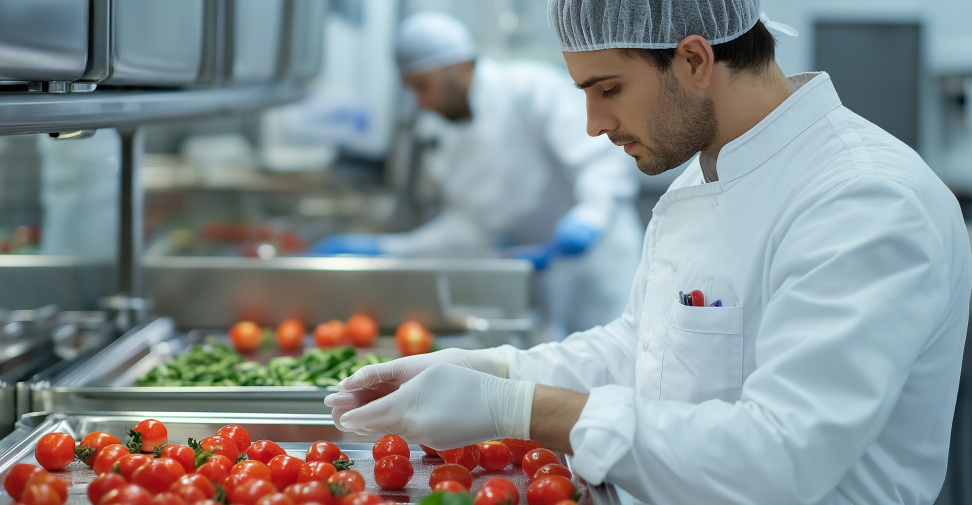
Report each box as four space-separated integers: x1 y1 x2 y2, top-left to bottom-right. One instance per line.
473 348 510 379
568 384 636 485
494 345 523 380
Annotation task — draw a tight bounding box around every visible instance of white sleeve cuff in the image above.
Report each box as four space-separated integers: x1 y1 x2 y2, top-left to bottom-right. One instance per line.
569 384 636 485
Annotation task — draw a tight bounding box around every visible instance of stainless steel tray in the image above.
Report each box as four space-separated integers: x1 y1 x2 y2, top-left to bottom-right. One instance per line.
0 412 617 505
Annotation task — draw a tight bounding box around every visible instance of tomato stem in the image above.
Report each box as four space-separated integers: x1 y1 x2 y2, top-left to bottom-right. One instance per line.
75 445 96 464
332 459 354 471
125 428 143 454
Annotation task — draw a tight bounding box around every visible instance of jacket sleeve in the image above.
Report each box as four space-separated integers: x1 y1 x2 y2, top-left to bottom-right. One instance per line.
380 209 496 257
569 177 960 504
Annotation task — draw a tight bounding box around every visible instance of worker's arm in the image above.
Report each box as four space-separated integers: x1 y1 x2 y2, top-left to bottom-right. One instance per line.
380 209 496 256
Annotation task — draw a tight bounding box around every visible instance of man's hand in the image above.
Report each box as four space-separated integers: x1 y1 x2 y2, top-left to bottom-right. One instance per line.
325 363 534 451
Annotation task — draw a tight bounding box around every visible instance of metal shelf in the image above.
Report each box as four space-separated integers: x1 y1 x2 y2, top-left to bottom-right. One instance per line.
0 81 306 136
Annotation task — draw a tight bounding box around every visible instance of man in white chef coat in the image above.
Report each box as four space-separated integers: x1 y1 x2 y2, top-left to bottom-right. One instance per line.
325 0 972 503
312 11 644 335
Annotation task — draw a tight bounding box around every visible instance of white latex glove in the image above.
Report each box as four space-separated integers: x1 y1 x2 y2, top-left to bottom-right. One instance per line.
325 363 535 451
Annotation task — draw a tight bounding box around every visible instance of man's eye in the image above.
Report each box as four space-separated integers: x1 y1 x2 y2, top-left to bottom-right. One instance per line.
602 86 619 98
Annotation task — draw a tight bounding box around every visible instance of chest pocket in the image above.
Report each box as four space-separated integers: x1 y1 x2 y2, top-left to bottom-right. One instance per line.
660 302 744 403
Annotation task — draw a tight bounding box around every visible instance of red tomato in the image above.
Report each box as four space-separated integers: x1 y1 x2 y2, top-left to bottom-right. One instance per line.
428 464 472 490
20 484 64 505
477 441 511 471
92 444 130 476
276 319 306 351
283 481 333 505
326 471 365 493
159 445 196 474
313 321 346 348
168 482 207 505
216 425 252 454
23 474 67 503
151 492 188 505
130 419 168 453
267 455 303 489
336 453 349 462
257 492 296 505
115 454 153 482
526 476 575 505
345 315 378 347
131 457 187 494
305 441 342 464
87 473 126 505
438 445 480 471
4 464 47 499
99 484 152 505
420 445 439 457
533 464 571 480
221 473 253 501
34 433 74 471
501 439 546 466
372 435 409 461
373 455 412 490
553 501 576 505
170 474 215 498
484 478 519 505
77 432 122 467
433 480 468 493
296 461 336 484
341 492 385 505
230 321 263 353
522 449 559 480
233 479 278 505
196 455 232 484
475 485 516 505
394 321 432 355
197 501 222 505
233 460 273 482
200 435 240 462
247 440 287 464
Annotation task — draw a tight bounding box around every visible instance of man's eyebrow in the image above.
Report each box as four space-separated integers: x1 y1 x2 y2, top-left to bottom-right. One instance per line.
575 75 621 90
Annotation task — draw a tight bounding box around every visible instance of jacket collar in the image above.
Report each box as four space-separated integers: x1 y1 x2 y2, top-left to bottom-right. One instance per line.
716 72 842 183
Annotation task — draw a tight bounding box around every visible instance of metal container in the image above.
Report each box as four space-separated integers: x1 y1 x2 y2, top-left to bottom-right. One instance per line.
0 306 59 437
226 0 286 83
0 0 90 82
277 0 328 80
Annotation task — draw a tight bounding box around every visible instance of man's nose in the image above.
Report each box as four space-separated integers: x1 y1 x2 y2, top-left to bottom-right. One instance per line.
587 99 618 137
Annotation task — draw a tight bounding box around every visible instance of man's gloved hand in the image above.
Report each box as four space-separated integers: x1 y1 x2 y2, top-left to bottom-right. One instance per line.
326 363 535 451
510 243 556 271
552 215 599 256
309 234 383 256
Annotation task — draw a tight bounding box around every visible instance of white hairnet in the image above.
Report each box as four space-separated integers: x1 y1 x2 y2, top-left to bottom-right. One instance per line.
548 0 763 51
396 11 477 75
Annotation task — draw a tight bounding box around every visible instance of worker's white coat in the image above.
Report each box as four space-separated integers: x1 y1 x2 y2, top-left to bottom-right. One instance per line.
383 58 644 332
499 73 972 504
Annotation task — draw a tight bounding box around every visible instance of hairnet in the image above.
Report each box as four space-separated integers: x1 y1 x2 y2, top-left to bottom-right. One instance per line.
396 11 477 75
547 0 762 51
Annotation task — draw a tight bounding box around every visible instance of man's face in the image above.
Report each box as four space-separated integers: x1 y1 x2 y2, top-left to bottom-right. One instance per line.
563 49 717 175
401 65 471 121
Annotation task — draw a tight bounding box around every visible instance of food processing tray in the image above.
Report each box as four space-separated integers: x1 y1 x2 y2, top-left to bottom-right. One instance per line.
0 412 619 505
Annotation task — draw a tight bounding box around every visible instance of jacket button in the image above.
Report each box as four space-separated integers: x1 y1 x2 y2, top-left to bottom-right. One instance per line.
671 265 677 272
643 341 649 351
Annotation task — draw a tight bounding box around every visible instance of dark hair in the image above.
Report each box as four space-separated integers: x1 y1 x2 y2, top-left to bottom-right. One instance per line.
621 20 777 73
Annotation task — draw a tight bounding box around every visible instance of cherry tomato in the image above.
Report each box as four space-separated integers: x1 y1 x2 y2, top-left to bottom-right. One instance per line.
305 441 342 464
130 419 168 453
522 449 559 480
283 481 333 505
438 445 480 471
477 441 511 471
4 464 47 499
553 501 577 505
92 444 130 476
256 492 296 505
372 435 409 461
296 461 336 484
428 464 472 490
336 453 349 462
132 457 187 494
420 445 439 457
196 454 232 484
501 439 546 466
167 482 207 505
276 319 306 351
197 501 222 505
200 435 240 462
394 321 432 355
99 484 152 505
151 492 188 505
327 471 365 493
221 473 253 501
87 473 126 505
341 492 385 505
266 455 302 489
76 432 122 467
232 460 273 482
526 476 575 505
216 425 252 454
34 433 75 471
533 464 571 480
170 473 215 498
313 321 346 348
373 455 412 490
20 484 64 505
159 445 196 474
23 474 67 503
484 478 519 505
115 453 153 482
433 480 468 493
247 440 287 464
233 479 278 505
230 321 263 353
345 314 378 347
475 485 515 505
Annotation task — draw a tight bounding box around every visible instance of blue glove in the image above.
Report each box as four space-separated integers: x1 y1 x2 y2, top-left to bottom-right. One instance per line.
509 243 556 271
552 215 599 256
310 234 383 256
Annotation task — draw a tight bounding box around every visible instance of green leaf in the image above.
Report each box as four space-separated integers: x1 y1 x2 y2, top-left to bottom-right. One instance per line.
420 492 474 505
332 459 354 471
125 427 143 454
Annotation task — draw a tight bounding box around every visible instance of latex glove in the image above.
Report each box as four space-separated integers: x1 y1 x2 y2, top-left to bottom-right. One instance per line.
309 234 383 256
326 363 535 450
510 243 556 271
552 215 599 256
324 348 509 424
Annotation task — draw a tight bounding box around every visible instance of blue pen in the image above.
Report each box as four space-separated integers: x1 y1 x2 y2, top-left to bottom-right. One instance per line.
709 300 722 307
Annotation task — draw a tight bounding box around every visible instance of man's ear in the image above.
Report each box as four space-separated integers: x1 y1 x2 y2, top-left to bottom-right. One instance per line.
673 35 714 91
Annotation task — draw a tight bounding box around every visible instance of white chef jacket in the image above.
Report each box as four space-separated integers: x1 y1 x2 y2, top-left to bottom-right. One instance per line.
384 58 644 332
498 73 972 504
